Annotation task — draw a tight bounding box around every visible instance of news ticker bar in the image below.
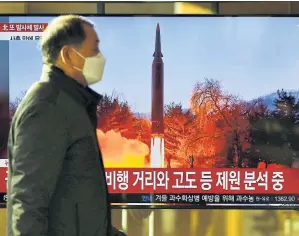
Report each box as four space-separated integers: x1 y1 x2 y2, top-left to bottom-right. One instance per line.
0 23 46 41
0 32 42 41
0 23 47 32
1 193 299 206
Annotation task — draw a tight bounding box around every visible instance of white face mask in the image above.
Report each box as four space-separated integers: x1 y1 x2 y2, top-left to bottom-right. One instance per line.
72 50 106 85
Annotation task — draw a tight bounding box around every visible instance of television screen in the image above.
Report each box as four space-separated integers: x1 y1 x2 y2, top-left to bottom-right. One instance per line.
1 15 299 209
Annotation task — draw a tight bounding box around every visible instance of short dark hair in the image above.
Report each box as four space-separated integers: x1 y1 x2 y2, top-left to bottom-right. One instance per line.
41 15 94 64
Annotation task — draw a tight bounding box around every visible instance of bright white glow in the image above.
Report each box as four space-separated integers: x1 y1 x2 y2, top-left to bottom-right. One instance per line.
150 137 165 168
149 136 164 236
149 211 154 236
121 209 128 234
161 138 164 167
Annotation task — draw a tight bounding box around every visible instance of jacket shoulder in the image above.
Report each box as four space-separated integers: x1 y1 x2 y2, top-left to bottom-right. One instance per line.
25 81 61 105
12 81 63 126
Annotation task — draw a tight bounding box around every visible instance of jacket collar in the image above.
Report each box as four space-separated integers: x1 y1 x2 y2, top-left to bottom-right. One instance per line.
41 65 102 108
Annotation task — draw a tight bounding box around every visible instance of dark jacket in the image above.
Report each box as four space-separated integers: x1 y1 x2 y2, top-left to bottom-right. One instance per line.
7 66 112 236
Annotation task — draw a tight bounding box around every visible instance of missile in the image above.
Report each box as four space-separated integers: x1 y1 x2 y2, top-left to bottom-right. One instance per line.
151 23 164 136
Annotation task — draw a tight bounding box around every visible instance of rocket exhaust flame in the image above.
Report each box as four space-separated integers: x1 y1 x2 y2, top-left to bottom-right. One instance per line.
150 136 165 168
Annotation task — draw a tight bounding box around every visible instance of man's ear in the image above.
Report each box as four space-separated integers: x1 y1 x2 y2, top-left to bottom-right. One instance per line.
60 46 72 65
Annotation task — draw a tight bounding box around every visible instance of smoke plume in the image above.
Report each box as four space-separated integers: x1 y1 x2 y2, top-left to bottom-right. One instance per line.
96 129 149 167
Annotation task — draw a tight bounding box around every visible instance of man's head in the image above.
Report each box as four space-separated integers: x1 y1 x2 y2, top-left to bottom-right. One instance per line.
41 15 105 86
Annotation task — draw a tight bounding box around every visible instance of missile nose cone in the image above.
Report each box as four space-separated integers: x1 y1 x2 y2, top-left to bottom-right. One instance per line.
153 23 162 57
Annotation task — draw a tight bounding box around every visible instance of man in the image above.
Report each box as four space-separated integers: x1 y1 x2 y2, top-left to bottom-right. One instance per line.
7 15 126 236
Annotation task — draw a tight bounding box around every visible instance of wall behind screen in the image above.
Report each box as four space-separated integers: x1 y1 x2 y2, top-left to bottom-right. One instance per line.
2 2 299 14
1 2 299 236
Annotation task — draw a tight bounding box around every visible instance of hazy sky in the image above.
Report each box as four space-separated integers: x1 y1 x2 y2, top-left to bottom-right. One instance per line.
9 16 299 113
